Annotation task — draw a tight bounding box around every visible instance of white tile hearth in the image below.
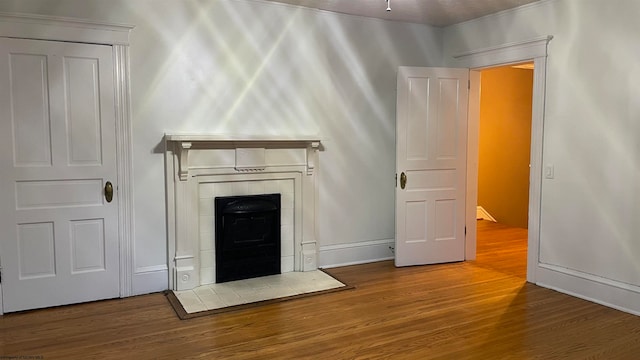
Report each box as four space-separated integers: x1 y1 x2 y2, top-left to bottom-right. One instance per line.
174 270 345 314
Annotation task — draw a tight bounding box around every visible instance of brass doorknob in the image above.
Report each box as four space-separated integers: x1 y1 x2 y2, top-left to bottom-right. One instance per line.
105 181 113 203
400 172 407 189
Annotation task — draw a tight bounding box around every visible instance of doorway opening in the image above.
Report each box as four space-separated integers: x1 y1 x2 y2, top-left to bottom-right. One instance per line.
474 62 534 279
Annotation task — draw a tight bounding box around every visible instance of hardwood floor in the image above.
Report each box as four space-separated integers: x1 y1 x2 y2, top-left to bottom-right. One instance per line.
2 220 640 359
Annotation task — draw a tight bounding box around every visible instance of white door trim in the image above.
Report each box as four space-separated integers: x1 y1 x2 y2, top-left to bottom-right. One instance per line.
113 45 135 297
452 35 553 283
0 13 136 301
0 12 132 45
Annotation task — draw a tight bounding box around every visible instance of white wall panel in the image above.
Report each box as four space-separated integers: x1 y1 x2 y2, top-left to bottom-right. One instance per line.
18 222 56 279
407 77 430 160
70 219 105 273
436 79 459 159
405 170 456 191
64 56 102 166
10 54 52 167
435 199 455 241
15 179 103 209
405 201 428 243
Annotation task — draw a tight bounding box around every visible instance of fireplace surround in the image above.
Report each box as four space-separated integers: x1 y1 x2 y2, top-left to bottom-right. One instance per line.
164 134 321 291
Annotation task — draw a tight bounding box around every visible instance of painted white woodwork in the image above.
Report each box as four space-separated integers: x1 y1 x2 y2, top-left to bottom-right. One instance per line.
395 67 468 267
319 239 395 268
452 36 553 69
0 38 119 312
16 223 55 279
0 12 132 45
165 134 323 142
536 264 640 317
452 36 551 284
112 44 136 297
464 70 481 260
16 180 103 208
165 135 322 181
70 219 106 273
0 11 135 310
165 135 321 291
235 148 267 171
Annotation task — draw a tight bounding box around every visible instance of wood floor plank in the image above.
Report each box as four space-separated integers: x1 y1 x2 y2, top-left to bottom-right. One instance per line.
2 220 640 359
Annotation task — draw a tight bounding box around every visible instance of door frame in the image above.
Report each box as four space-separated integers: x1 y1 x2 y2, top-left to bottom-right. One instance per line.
453 36 553 283
0 13 135 314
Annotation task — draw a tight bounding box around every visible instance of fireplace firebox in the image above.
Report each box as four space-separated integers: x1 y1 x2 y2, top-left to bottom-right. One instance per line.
214 194 281 283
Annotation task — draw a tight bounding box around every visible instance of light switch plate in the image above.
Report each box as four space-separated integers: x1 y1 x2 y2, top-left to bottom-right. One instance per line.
544 164 554 179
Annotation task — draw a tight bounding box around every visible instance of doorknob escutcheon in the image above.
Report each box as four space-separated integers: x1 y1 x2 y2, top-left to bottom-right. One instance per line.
105 181 114 203
400 172 407 190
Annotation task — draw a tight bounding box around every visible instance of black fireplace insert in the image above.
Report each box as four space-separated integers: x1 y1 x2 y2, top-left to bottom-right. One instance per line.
214 194 281 283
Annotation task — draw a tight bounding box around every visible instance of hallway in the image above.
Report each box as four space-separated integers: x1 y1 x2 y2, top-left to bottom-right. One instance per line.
475 219 528 278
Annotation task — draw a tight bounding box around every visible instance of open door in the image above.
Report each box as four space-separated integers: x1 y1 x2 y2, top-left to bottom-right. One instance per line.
395 67 469 267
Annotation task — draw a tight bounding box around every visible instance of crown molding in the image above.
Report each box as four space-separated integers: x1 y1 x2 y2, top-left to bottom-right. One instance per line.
0 12 134 45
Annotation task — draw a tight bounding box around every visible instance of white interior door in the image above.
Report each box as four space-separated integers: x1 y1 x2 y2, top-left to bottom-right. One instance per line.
395 67 469 267
0 38 119 312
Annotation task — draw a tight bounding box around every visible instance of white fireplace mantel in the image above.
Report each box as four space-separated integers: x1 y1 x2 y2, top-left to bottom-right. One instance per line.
165 134 322 180
164 134 322 291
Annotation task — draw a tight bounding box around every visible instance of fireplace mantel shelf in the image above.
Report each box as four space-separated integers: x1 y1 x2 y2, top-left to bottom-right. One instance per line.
164 134 322 180
165 134 321 144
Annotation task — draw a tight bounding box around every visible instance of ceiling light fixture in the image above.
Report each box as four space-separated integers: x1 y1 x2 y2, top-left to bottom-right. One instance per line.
386 0 391 12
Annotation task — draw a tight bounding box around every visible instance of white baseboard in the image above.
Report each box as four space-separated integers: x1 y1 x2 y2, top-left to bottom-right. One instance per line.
476 206 497 222
319 239 394 269
537 263 640 316
132 265 169 296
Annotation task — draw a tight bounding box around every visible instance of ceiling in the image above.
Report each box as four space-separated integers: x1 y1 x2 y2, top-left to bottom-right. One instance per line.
261 0 540 27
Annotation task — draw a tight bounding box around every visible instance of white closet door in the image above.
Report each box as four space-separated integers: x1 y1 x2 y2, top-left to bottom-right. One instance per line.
0 38 119 312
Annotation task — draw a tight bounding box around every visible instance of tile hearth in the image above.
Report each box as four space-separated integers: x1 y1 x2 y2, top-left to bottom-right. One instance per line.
174 270 345 314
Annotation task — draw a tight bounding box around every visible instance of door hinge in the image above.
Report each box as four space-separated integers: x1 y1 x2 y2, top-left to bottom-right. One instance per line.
465 226 467 235
395 173 397 188
468 80 471 89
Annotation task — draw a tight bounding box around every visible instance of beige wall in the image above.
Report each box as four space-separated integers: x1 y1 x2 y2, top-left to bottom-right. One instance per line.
478 66 533 228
